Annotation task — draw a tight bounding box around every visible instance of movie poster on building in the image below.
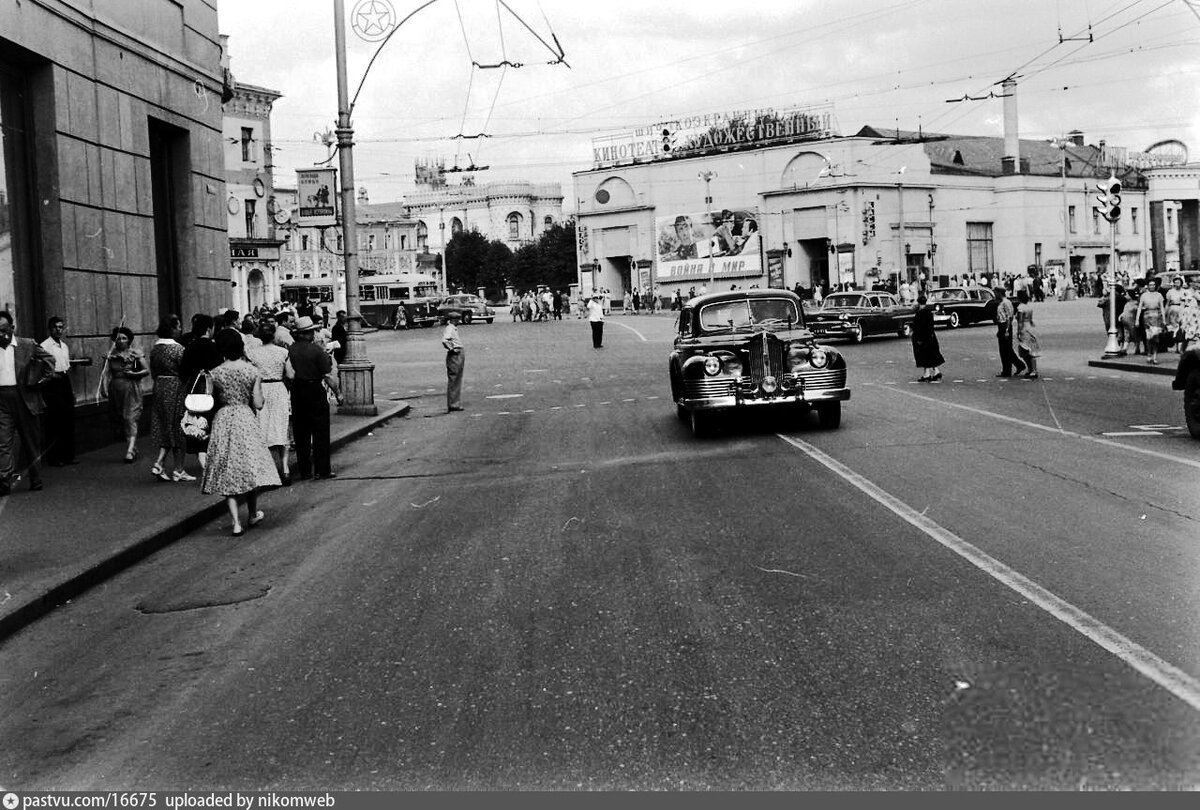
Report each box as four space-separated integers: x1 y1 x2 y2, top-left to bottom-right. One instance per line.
297 168 337 227
655 209 762 282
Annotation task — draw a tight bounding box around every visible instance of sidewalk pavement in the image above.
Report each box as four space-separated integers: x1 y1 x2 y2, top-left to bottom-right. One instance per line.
0 400 410 642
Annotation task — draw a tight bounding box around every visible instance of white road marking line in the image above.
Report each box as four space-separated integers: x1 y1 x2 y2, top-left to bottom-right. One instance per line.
523 409 536 413
647 395 660 400
777 433 1200 713
1103 431 1163 437
610 320 648 341
575 403 586 408
878 385 1200 472
1131 424 1173 430
599 401 612 405
622 398 636 402
486 394 525 399
550 406 562 410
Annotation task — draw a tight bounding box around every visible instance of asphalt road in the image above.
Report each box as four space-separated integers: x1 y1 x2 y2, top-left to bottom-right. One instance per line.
1 304 1198 790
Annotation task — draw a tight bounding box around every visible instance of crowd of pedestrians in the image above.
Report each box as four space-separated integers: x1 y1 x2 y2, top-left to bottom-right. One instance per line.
1104 274 1200 362
0 305 344 534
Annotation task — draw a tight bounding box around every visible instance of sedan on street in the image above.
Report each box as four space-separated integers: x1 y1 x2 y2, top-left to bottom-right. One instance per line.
806 291 915 342
927 285 998 329
437 294 495 324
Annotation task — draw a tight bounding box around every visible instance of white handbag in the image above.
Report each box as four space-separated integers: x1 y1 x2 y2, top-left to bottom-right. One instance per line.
184 370 214 413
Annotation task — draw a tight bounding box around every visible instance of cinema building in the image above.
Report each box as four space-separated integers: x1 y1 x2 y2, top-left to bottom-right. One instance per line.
572 104 1194 302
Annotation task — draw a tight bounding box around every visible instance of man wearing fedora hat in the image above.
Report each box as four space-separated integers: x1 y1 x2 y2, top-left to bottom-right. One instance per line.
442 310 465 412
285 315 342 480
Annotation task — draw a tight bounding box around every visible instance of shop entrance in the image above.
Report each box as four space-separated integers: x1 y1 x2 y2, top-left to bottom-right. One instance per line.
797 238 830 293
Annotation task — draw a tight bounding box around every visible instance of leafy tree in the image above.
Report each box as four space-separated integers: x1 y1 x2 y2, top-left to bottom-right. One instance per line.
445 221 577 300
536 222 578 290
445 229 489 293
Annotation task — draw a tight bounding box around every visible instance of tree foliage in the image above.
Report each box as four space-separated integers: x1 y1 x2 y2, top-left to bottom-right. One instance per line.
444 221 578 301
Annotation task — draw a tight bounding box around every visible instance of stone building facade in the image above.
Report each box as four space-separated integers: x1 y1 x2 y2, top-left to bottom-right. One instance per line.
573 112 1187 301
1 0 228 445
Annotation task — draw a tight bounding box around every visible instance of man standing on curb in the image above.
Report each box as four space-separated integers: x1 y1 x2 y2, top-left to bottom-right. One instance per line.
0 310 54 495
993 287 1026 377
285 315 342 481
443 310 465 412
40 316 83 466
587 293 605 349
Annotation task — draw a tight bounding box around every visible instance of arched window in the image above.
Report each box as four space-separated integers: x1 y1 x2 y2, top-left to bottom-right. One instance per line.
451 217 463 235
544 215 553 230
417 220 428 251
507 212 523 240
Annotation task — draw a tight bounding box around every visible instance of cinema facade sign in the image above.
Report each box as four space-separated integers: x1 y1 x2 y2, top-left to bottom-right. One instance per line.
591 104 836 170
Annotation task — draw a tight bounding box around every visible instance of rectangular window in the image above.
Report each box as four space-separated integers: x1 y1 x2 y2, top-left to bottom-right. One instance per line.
966 222 994 276
1068 205 1076 234
1132 207 1139 234
301 233 309 250
240 127 255 162
368 234 376 251
1093 209 1101 235
1168 208 1175 234
244 199 256 237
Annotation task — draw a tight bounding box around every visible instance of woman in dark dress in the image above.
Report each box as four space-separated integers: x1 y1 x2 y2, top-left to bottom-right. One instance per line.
911 295 945 382
180 313 223 472
148 315 189 482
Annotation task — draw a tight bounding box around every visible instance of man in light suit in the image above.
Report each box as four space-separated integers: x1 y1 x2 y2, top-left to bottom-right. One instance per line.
0 310 55 495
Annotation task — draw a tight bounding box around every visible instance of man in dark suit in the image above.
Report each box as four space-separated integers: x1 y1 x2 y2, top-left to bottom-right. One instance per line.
0 310 55 495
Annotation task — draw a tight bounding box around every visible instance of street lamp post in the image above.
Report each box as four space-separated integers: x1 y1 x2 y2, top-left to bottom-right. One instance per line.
332 0 376 415
699 170 717 287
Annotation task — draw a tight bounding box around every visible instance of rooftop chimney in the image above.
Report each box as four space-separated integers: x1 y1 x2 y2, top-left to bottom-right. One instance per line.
1001 78 1019 175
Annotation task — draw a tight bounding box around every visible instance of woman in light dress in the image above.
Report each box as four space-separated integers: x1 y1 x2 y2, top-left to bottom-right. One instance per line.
201 330 281 536
1014 289 1041 378
1135 277 1166 365
245 322 292 485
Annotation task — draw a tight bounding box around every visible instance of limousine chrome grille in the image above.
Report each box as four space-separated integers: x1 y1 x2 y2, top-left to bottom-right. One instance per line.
748 332 786 384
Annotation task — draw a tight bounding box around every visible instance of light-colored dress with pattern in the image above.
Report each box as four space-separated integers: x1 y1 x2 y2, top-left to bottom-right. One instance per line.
201 360 281 497
245 343 290 447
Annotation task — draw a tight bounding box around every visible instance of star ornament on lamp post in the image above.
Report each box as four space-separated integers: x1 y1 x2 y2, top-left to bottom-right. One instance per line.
351 0 396 42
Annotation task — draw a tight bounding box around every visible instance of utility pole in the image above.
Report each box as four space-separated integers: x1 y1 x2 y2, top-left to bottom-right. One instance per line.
1057 138 1071 291
896 167 906 289
333 0 376 414
699 170 717 287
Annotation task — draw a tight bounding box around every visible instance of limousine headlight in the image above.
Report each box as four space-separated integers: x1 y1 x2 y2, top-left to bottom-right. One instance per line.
809 348 829 369
704 356 722 376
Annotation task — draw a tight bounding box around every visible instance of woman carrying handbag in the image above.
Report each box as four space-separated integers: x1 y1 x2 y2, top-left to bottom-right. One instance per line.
180 314 222 472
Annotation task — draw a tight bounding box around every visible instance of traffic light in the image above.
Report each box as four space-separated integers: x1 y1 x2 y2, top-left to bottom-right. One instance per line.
1094 175 1122 222
661 128 673 154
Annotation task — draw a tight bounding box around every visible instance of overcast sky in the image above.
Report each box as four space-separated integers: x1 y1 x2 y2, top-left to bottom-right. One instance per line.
215 0 1200 209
